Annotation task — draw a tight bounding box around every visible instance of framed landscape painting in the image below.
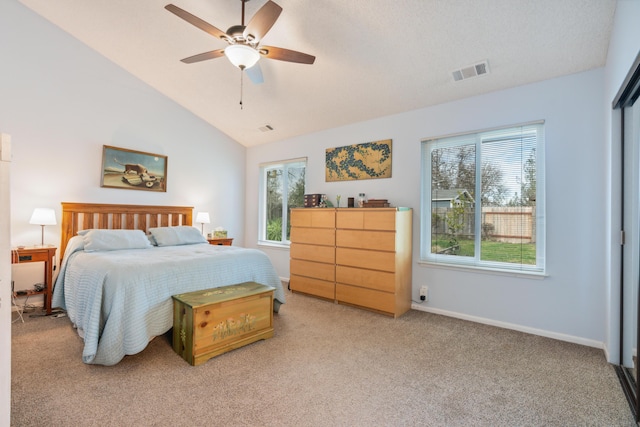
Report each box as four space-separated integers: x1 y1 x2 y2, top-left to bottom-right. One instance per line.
325 139 392 182
101 145 167 192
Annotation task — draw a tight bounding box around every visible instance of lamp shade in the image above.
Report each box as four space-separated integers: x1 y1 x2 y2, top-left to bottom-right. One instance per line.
195 212 210 224
224 44 260 70
29 208 57 225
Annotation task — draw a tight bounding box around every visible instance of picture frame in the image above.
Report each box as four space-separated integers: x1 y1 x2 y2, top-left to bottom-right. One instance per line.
101 145 167 192
325 139 392 182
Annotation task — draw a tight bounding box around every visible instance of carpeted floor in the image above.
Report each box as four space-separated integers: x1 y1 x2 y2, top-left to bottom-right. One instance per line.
11 291 636 426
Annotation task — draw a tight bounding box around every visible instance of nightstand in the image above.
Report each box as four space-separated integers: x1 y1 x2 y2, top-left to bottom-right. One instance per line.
207 238 233 246
11 246 57 315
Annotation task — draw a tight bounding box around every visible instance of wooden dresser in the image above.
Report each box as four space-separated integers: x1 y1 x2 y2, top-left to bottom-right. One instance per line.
290 207 412 317
289 208 336 300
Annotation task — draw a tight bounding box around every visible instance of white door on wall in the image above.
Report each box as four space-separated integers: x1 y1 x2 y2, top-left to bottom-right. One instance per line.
0 133 11 425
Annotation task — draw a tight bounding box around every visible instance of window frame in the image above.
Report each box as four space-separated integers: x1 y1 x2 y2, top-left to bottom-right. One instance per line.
258 157 307 247
420 122 546 275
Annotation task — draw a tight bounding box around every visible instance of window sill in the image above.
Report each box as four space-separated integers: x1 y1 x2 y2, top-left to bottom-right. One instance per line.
257 240 291 250
418 260 547 280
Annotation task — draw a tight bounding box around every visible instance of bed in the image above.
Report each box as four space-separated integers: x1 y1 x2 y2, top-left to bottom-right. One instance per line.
52 202 285 365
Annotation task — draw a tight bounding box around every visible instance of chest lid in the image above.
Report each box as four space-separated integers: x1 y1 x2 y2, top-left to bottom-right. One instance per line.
172 282 275 308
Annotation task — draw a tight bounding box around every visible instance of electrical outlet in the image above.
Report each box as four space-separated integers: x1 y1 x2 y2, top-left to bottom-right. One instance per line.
420 285 428 302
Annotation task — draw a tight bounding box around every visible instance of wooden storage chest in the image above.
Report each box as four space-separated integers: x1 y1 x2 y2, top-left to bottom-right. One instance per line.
172 282 275 366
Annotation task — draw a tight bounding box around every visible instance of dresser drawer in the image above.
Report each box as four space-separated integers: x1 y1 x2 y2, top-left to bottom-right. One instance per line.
290 227 335 246
290 274 335 300
290 259 335 282
291 243 335 264
290 209 335 228
336 283 395 314
336 247 395 272
336 265 396 293
336 210 396 231
336 229 395 251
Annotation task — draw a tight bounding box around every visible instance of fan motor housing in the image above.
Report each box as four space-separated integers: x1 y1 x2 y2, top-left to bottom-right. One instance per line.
226 25 247 40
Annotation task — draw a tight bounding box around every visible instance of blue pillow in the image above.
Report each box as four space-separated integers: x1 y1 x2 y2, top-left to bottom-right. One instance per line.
148 226 207 247
81 229 152 252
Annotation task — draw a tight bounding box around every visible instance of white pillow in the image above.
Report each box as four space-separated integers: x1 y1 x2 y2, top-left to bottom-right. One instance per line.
148 226 207 247
64 235 85 258
82 229 152 252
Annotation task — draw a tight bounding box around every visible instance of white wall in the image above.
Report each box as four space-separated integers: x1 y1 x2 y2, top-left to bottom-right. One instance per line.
0 1 246 266
0 134 12 427
247 69 608 348
604 0 640 363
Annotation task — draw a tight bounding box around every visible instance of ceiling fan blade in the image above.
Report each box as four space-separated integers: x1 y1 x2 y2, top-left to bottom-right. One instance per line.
259 46 315 64
243 1 282 42
246 63 264 84
165 4 228 41
180 49 226 64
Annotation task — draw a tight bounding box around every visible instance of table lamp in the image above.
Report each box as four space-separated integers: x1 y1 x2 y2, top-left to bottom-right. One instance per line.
195 212 210 235
29 208 57 246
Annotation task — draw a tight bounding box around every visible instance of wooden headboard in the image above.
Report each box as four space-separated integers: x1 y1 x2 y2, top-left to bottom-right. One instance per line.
60 202 193 258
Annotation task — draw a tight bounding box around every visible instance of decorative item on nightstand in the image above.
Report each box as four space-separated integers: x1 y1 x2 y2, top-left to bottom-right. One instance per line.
29 208 56 246
213 227 227 238
195 212 210 235
208 227 232 246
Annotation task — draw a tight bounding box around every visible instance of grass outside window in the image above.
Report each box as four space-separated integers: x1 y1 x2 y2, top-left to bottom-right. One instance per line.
431 238 536 265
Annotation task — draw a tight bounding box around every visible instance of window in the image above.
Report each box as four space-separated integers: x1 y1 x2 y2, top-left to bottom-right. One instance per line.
421 123 545 273
259 158 306 244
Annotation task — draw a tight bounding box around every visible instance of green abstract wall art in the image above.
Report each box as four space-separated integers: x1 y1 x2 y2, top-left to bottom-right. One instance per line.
325 139 392 182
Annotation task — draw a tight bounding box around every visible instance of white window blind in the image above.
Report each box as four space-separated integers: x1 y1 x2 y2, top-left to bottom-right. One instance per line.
421 123 545 273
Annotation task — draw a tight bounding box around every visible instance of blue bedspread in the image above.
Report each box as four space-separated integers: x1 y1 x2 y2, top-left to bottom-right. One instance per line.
52 239 285 365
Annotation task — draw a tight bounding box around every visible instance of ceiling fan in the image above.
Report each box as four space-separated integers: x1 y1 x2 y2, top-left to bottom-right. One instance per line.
165 0 315 84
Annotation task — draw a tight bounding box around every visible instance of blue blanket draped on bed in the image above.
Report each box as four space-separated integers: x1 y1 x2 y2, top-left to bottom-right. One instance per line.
52 238 285 365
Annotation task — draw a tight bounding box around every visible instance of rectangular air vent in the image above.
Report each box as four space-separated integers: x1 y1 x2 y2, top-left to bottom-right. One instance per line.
452 60 490 82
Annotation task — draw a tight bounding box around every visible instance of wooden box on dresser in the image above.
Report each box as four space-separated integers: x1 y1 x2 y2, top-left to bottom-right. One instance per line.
289 207 412 318
289 208 336 300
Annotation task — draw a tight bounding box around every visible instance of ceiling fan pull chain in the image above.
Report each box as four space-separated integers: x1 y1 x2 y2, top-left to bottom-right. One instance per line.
239 70 244 110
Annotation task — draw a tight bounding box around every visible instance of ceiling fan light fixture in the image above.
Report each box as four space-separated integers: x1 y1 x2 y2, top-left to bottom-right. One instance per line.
225 44 260 70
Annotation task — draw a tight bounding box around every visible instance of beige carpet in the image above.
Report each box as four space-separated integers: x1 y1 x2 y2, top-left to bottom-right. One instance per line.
11 291 635 426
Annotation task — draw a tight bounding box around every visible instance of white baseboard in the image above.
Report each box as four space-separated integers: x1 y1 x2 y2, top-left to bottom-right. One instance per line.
603 342 612 363
411 303 604 350
11 301 43 312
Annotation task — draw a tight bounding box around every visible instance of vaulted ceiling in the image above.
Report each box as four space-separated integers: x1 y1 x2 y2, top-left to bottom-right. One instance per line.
19 0 616 147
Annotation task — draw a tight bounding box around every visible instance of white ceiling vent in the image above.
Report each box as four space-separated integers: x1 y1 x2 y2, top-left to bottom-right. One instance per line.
452 60 490 82
259 124 274 132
